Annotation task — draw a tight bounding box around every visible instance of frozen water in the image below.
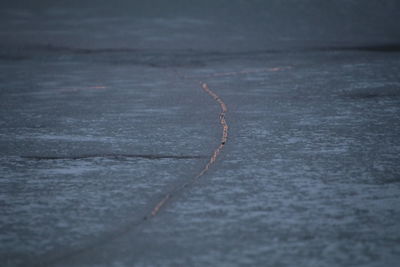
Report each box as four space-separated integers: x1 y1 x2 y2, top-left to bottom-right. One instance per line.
0 1 400 266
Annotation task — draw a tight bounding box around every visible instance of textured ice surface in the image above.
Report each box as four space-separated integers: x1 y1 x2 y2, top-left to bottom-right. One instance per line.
1 1 400 267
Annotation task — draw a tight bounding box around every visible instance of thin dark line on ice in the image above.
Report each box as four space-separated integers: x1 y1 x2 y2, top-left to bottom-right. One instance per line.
34 82 228 267
150 82 228 217
22 154 205 160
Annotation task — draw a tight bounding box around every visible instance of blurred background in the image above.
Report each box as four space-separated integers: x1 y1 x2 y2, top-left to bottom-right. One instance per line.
1 0 399 50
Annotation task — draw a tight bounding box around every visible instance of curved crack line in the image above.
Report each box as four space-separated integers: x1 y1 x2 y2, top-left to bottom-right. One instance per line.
150 82 228 216
34 82 228 267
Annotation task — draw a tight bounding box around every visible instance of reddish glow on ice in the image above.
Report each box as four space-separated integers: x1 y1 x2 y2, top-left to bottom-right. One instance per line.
151 83 228 217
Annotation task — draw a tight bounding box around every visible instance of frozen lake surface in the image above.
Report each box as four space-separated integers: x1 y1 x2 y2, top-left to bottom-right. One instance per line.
1 1 400 266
